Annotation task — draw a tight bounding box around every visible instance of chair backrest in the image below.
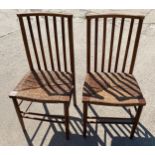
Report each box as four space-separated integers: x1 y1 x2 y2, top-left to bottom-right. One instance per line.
86 14 144 74
17 13 74 74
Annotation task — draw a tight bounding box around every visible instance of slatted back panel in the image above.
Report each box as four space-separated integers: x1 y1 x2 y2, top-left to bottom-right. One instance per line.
17 13 74 74
86 14 144 74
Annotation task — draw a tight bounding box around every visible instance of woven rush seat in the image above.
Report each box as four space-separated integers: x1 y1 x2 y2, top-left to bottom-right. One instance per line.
83 72 145 106
10 71 73 103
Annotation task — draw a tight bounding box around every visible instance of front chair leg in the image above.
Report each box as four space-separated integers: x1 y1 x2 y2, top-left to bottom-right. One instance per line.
83 103 88 138
64 103 69 140
130 106 143 139
12 98 26 132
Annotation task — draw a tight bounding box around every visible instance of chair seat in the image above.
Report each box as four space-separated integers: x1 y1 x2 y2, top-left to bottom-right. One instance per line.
82 72 146 106
9 70 74 103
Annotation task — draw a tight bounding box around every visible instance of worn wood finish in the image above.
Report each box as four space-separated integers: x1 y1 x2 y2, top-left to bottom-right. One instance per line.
53 16 61 71
17 13 72 17
12 98 26 132
64 103 69 139
108 17 115 72
114 18 124 72
61 17 67 72
83 103 88 137
122 18 134 72
21 111 65 119
87 117 134 124
83 14 145 139
10 13 75 140
23 116 65 123
36 16 48 70
101 18 107 72
86 14 144 19
68 17 77 106
45 16 55 70
94 18 98 72
130 106 143 138
129 19 143 74
27 16 41 70
87 18 91 73
18 16 34 70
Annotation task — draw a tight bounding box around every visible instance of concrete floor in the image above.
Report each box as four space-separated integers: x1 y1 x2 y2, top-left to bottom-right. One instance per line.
0 9 155 146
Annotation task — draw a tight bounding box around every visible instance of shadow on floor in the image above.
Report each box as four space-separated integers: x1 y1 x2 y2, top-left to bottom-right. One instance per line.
22 104 155 146
111 137 155 146
102 122 155 146
23 115 105 146
48 132 105 146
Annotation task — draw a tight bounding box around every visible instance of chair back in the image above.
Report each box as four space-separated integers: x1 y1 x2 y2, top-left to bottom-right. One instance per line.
18 13 74 74
86 14 144 73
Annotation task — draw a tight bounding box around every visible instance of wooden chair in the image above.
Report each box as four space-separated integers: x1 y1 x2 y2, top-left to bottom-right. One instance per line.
83 14 146 138
9 13 76 140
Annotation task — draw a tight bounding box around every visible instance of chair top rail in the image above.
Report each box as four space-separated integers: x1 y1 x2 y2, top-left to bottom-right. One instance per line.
86 14 145 19
17 13 73 18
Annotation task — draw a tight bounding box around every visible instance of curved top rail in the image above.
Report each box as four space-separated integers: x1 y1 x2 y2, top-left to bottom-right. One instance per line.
17 12 73 18
86 14 145 19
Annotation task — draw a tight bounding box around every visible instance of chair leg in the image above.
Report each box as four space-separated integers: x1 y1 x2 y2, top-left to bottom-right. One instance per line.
64 103 69 140
12 98 26 132
83 103 88 138
130 106 143 139
73 88 77 106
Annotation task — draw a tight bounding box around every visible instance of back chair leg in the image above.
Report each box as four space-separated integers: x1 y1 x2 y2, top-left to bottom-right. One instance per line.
73 88 77 106
12 98 26 132
64 103 69 140
130 106 143 139
83 103 88 138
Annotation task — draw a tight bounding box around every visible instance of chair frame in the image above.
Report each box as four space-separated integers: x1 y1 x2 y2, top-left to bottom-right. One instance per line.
83 14 145 139
9 13 76 140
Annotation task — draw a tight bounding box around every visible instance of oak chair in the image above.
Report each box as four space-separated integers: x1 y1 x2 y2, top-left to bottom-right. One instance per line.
83 14 146 138
9 13 76 140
